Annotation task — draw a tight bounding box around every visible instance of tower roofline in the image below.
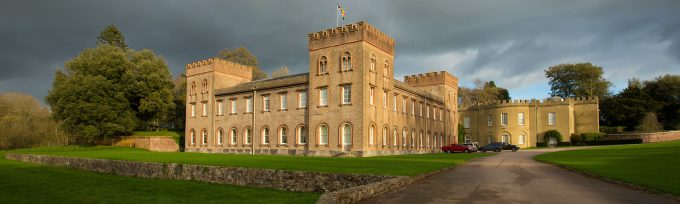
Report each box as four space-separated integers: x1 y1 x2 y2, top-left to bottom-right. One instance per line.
308 21 395 55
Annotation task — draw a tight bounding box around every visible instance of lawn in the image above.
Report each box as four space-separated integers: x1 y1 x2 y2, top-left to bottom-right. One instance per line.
0 152 319 204
535 141 680 196
10 146 489 176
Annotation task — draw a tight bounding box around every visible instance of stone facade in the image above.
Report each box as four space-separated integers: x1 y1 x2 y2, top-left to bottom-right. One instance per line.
458 97 599 148
185 21 459 157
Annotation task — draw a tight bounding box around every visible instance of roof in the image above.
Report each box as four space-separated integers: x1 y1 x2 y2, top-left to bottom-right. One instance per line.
393 79 444 104
214 73 309 95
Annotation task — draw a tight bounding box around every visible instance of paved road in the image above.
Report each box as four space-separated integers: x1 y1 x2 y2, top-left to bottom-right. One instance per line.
363 148 678 204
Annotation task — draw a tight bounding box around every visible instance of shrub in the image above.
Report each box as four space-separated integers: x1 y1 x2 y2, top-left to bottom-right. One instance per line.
536 142 547 147
600 126 624 134
581 132 604 141
570 133 582 143
544 130 563 143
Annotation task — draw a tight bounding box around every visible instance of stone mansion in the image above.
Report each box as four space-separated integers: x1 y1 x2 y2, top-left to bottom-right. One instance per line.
185 22 459 156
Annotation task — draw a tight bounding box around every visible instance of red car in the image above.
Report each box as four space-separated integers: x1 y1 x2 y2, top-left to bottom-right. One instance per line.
442 144 472 153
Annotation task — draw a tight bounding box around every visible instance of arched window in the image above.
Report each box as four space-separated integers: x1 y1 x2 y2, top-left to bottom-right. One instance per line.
383 59 389 76
465 135 471 144
519 134 526 145
262 127 270 144
393 128 398 147
280 126 287 144
440 135 444 147
230 128 237 144
419 131 423 147
217 128 223 145
382 127 388 146
342 123 352 145
319 56 328 74
433 133 437 148
411 130 415 147
297 126 307 144
402 129 407 147
190 129 196 145
190 82 196 95
202 79 208 94
319 124 328 145
341 52 351 71
369 53 376 72
201 129 208 145
369 125 375 145
244 128 252 145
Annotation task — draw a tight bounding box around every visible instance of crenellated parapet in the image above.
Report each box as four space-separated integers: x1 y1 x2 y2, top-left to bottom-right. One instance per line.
459 96 599 110
404 71 458 88
185 57 253 80
308 21 395 55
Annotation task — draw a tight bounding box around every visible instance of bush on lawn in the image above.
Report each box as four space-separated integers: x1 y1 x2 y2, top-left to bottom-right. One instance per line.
600 126 624 134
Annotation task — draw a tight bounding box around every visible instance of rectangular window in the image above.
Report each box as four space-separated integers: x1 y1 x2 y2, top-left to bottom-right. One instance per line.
518 112 525 126
342 85 351 104
383 91 388 108
369 87 375 105
190 103 196 117
246 97 253 113
280 93 287 110
487 114 493 126
548 112 556 125
393 95 397 111
519 134 525 144
202 102 208 116
501 113 508 126
433 107 436 120
464 116 470 128
411 100 415 115
426 106 430 118
298 92 307 108
440 109 443 121
402 98 407 113
217 101 224 115
419 103 423 117
230 99 236 114
319 88 328 106
263 95 270 111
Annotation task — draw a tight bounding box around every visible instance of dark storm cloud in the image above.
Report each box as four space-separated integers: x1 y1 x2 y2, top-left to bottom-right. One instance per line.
1 0 679 103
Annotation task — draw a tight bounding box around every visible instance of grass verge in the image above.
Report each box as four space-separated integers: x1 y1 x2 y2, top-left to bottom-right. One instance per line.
535 141 680 196
10 146 489 176
0 152 319 204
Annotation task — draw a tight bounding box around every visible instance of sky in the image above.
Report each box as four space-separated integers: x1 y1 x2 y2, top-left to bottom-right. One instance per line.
1 0 679 105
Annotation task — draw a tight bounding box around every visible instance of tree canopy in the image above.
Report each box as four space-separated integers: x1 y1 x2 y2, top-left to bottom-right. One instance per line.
217 47 267 80
96 25 128 49
458 79 511 105
1 93 69 149
271 66 290 78
545 63 611 99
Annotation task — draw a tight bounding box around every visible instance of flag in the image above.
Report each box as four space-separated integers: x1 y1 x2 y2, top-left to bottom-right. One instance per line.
337 3 346 20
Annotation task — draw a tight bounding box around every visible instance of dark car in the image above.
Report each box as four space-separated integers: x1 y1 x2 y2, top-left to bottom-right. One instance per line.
479 142 519 152
442 144 472 153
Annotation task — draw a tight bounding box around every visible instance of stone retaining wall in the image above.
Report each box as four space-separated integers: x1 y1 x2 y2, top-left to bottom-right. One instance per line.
603 130 680 143
4 153 395 193
113 136 179 152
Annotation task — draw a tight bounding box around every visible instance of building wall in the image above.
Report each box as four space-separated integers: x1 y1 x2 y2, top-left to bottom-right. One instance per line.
458 97 599 148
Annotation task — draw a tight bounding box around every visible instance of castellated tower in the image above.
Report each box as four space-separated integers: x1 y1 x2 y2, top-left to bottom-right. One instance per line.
184 58 254 148
404 72 460 144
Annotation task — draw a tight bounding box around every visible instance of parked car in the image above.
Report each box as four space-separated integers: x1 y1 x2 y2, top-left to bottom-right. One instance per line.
462 142 479 152
442 144 472 153
479 142 519 152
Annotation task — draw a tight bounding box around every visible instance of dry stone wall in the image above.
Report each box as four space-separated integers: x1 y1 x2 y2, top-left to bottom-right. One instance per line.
603 131 680 143
113 136 178 152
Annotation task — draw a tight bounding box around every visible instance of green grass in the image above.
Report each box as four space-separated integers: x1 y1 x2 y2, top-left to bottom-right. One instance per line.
11 146 489 176
0 152 319 204
535 141 680 195
131 130 183 144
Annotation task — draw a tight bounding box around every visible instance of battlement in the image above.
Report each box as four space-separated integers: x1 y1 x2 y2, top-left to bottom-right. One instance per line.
459 96 599 110
185 57 253 80
404 71 458 88
308 21 395 55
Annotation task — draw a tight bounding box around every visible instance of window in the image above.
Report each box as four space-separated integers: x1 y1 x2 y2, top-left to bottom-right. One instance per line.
217 101 224 115
202 102 208 116
382 127 387 146
548 112 556 125
369 125 375 145
411 100 415 115
369 87 375 105
246 97 253 113
318 56 328 74
319 125 328 144
393 95 397 111
369 53 376 72
190 130 196 145
383 60 389 76
518 112 525 126
487 114 493 127
263 95 270 111
519 134 526 145
402 98 407 113
433 107 436 120
201 130 207 145
440 109 443 121
217 128 223 145
402 129 407 147
262 127 269 144
411 130 415 147
465 136 471 144
342 124 352 145
280 93 287 110
393 128 398 146
245 128 252 144
280 127 287 144
190 103 196 117
298 126 307 144
230 128 237 144
342 85 351 104
419 103 423 117
464 116 470 128
419 132 423 147
487 135 493 143
319 88 328 106
298 92 307 108
502 134 510 143
501 113 508 126
341 52 351 71
383 91 388 108
230 99 237 114
426 105 430 118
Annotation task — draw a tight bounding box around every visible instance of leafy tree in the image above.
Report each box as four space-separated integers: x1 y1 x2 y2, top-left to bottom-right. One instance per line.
600 79 660 131
636 112 663 133
217 47 267 80
271 66 290 78
458 79 511 105
171 73 187 130
0 93 69 149
545 63 611 98
643 74 680 130
123 49 175 130
97 25 128 49
457 123 465 144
